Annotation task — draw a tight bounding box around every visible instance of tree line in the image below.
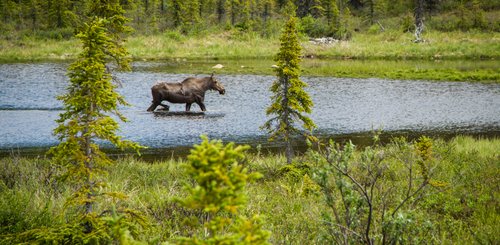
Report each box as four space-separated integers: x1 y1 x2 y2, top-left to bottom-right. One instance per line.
1 0 498 40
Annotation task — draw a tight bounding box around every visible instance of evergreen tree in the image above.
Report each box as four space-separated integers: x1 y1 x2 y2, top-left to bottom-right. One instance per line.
324 0 340 31
241 0 252 28
46 0 70 28
260 0 274 23
366 0 374 25
310 0 325 18
186 0 201 26
27 0 42 30
171 0 200 29
87 0 132 48
45 2 144 240
227 0 241 26
48 16 143 238
177 136 270 244
216 0 226 23
4 4 146 242
171 0 184 27
262 10 316 164
470 0 487 29
338 0 352 39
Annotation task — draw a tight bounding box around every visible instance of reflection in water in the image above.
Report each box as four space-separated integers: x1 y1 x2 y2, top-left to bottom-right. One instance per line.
0 62 499 159
152 111 225 118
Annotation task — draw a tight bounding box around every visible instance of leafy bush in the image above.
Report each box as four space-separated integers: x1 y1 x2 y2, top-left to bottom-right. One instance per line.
31 28 75 40
367 24 381 34
164 29 185 41
310 135 442 244
429 1 489 31
299 15 352 39
400 13 415 32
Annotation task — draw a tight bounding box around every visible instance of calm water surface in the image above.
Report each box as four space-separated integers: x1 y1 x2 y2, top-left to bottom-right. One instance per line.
1 62 499 156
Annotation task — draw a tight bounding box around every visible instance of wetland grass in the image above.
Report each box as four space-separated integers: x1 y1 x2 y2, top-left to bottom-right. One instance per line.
0 31 498 82
1 136 498 243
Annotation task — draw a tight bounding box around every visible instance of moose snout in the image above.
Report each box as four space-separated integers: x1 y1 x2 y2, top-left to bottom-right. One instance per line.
219 89 226 95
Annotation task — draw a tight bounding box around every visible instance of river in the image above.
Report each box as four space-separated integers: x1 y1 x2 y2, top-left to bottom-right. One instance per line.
1 62 499 158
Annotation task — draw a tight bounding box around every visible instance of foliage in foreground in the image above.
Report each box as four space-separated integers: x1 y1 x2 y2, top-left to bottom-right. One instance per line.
16 1 146 243
310 135 442 244
0 136 498 243
176 136 270 244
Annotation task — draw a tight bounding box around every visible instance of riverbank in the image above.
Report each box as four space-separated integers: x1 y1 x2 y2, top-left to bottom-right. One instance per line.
137 58 500 82
0 31 499 82
1 136 498 243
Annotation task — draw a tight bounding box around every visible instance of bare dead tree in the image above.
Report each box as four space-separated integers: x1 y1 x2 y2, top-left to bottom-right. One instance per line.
414 0 425 42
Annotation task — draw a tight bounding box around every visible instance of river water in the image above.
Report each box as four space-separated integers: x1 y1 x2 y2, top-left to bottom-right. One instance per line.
1 62 499 157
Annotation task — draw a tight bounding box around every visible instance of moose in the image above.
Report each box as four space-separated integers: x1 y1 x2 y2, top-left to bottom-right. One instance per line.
147 74 225 112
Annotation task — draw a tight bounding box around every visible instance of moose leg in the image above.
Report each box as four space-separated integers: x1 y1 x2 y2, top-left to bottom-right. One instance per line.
148 89 163 112
185 103 192 112
196 102 206 112
195 96 206 112
147 102 159 112
159 103 170 111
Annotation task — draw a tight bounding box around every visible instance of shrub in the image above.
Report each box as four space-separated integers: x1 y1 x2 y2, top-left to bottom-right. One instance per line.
175 136 270 244
429 1 489 31
367 24 381 34
400 13 415 32
310 135 441 244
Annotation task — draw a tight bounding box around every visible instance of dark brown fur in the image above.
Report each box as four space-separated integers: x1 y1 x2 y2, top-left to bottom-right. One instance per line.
147 74 225 112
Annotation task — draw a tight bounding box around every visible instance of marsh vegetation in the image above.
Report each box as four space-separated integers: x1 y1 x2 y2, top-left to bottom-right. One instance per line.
1 136 499 243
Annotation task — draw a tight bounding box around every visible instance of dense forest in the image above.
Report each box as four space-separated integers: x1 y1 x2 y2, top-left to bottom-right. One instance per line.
1 0 499 40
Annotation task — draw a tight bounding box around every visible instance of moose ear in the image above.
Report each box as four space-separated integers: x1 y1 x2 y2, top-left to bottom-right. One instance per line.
211 72 214 78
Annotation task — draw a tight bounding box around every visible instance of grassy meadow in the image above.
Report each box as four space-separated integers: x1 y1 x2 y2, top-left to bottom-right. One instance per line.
1 30 499 82
2 31 499 61
1 136 498 243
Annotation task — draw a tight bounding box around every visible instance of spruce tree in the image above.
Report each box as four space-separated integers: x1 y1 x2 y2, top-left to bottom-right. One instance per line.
171 0 200 29
216 0 226 23
45 12 144 242
324 0 340 33
87 0 132 70
310 0 325 18
262 9 316 164
177 136 269 244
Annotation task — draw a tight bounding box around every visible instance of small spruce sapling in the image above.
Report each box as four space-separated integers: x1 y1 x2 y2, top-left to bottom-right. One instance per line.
177 136 270 244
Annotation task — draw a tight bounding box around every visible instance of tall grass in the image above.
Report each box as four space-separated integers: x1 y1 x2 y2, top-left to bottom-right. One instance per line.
0 38 80 62
138 58 500 82
1 136 498 243
305 31 500 60
1 30 498 82
126 30 279 60
1 31 498 62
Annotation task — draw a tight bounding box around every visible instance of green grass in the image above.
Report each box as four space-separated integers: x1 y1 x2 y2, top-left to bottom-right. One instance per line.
1 30 498 82
3 30 498 62
135 58 500 82
304 31 500 60
0 38 80 62
1 136 498 243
